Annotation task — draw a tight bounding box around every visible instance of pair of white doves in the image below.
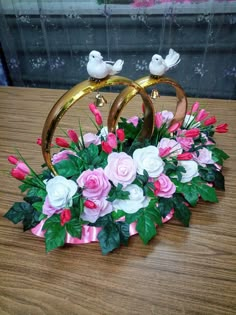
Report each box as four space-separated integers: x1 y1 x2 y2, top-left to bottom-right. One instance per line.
87 49 180 79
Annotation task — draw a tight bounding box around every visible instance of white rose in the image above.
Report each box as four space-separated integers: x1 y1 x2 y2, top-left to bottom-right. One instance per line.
133 146 165 177
46 176 78 209
178 160 199 183
112 184 149 214
99 126 108 139
183 114 201 128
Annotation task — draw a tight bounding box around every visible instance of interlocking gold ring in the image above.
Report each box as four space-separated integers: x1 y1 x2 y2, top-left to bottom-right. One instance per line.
41 76 155 175
108 75 188 132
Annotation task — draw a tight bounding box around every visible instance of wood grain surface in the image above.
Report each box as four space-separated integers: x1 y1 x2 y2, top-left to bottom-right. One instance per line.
0 86 235 315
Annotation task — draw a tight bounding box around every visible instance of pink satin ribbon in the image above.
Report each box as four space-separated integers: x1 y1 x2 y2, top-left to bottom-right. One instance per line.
31 209 174 244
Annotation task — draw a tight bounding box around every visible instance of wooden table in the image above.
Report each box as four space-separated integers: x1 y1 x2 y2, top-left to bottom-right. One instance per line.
0 86 235 315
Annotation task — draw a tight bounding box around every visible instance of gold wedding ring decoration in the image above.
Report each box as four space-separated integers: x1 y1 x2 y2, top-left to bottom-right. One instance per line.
42 75 188 175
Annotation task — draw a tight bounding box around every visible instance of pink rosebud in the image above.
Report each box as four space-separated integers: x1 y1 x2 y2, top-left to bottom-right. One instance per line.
89 103 99 115
177 153 193 161
101 141 113 154
11 168 27 180
116 129 125 142
36 138 42 146
55 137 70 148
127 116 139 127
168 122 180 133
215 123 228 133
204 116 217 126
184 128 200 138
60 209 71 226
155 112 163 128
16 162 30 175
67 129 79 143
107 133 117 149
191 102 200 113
95 113 103 126
159 147 171 158
8 155 18 165
195 109 209 122
84 200 97 209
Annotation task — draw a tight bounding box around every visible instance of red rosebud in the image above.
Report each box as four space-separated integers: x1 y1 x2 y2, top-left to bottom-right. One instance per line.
11 168 27 180
184 128 200 138
67 129 79 143
8 155 18 165
84 200 97 209
37 138 42 146
95 113 103 126
89 103 99 115
60 209 71 226
154 180 161 195
215 123 228 133
142 103 145 113
116 129 125 142
101 141 113 154
159 147 171 158
195 109 209 122
191 102 200 113
107 133 117 149
55 137 70 148
168 122 180 133
204 116 217 126
177 153 193 160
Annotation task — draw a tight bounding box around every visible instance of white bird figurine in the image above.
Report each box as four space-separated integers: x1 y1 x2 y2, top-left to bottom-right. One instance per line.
87 50 124 80
149 48 180 76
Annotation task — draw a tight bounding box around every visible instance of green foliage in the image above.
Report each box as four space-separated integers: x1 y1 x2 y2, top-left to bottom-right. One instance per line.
4 201 40 231
43 215 66 252
208 146 229 165
97 220 130 255
172 194 191 227
107 183 130 202
66 218 82 238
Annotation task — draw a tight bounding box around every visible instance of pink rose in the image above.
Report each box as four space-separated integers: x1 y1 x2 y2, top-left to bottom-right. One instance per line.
104 152 137 187
81 198 112 223
127 116 139 127
83 133 101 148
193 148 214 167
77 168 111 199
42 196 63 216
107 133 117 149
157 138 182 157
161 110 174 126
156 174 176 198
52 150 76 164
176 136 194 151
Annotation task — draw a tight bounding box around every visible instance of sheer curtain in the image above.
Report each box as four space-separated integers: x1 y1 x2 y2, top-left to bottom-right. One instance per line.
0 0 235 99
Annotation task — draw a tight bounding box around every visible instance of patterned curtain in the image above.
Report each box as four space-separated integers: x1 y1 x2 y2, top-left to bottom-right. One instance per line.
0 0 235 99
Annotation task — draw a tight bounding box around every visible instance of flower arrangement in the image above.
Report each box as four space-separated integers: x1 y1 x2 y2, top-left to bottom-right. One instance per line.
4 101 229 254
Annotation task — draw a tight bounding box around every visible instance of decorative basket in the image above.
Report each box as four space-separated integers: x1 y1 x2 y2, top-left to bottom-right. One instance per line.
5 71 229 254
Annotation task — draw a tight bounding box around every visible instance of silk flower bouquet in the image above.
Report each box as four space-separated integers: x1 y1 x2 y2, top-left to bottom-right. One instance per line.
4 102 229 254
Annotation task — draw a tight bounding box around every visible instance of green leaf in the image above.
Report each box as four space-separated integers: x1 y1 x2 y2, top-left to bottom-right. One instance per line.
24 195 42 205
66 218 82 238
214 170 225 190
158 198 175 217
210 147 229 165
4 202 40 231
172 194 191 226
197 183 218 203
136 211 157 245
97 223 121 255
116 221 130 246
107 184 130 202
90 213 113 227
125 209 142 224
45 223 66 253
174 181 199 207
32 201 44 212
54 159 78 177
43 214 61 230
112 210 126 220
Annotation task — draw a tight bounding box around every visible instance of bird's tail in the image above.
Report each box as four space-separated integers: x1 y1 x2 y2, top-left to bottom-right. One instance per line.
110 59 124 75
165 49 181 69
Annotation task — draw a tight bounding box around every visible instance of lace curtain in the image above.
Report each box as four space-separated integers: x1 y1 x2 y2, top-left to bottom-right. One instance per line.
0 0 235 99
